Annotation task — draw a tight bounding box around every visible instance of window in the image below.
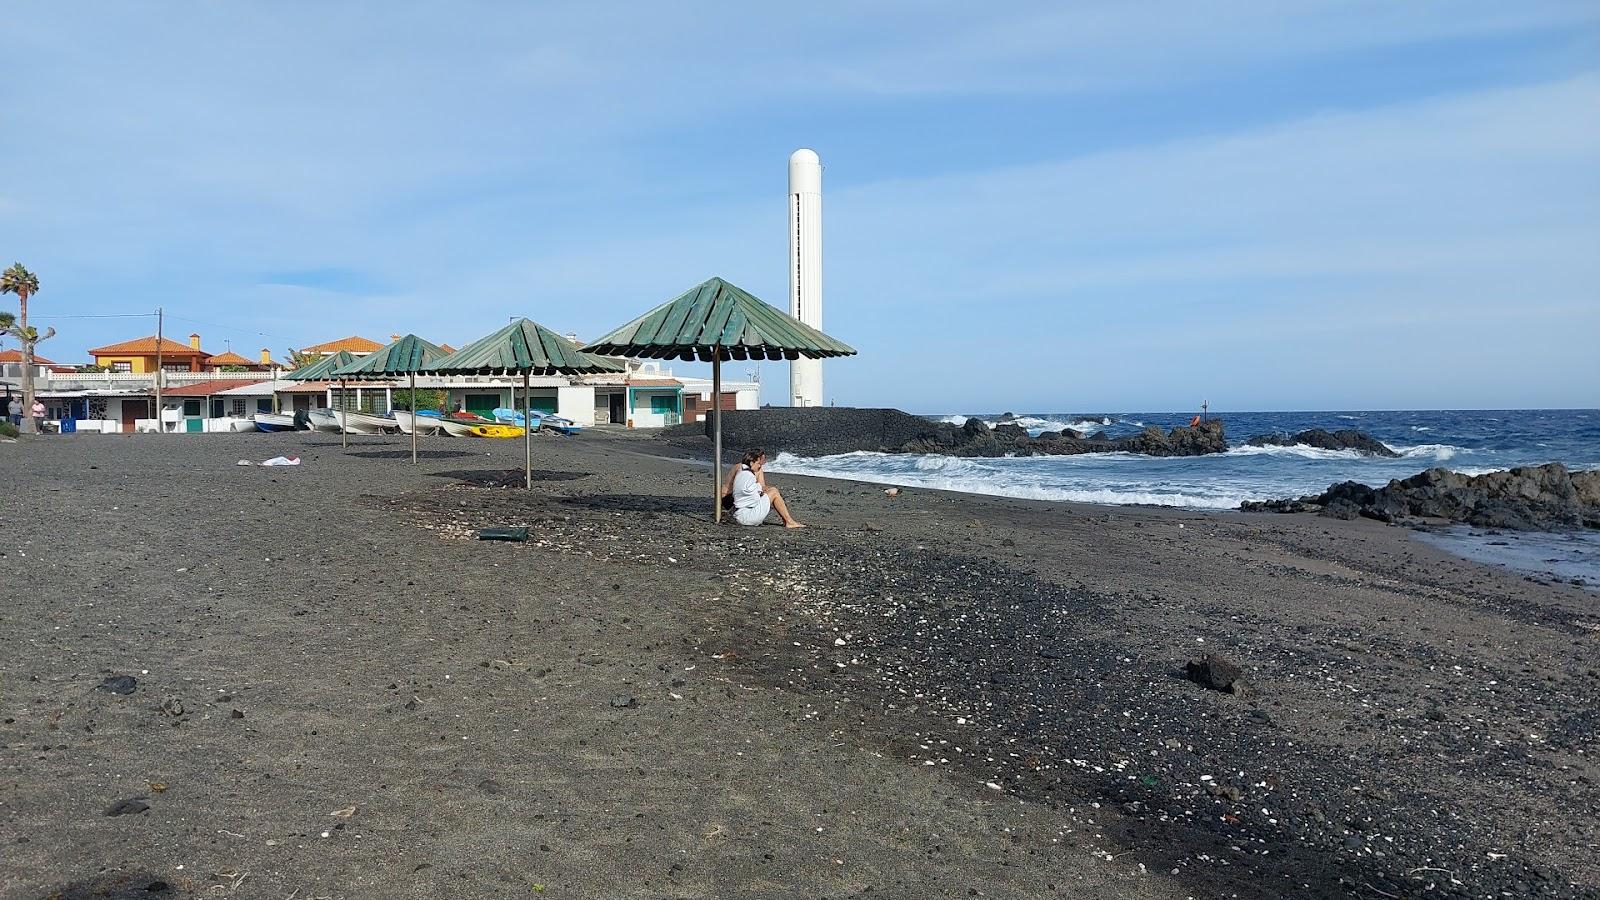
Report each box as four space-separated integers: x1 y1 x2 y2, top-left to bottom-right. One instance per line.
230 399 247 417
256 398 272 413
110 361 132 373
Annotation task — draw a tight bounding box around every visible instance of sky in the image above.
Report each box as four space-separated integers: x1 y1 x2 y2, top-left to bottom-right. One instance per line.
2 1 1597 413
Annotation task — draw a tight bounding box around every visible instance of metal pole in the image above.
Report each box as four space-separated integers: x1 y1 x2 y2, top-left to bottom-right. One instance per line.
410 371 418 464
154 307 163 432
712 348 722 524
340 379 348 449
523 370 532 490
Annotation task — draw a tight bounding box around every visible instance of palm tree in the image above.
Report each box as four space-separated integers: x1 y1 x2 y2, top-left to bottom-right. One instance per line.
1 263 53 435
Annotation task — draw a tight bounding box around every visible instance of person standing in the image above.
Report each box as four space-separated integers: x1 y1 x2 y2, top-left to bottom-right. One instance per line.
6 394 20 427
30 399 45 433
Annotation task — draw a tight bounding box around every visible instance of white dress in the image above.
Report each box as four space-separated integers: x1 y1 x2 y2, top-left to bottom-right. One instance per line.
731 467 771 526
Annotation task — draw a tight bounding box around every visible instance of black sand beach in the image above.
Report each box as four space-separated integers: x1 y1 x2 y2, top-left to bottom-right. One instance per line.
2 431 1596 898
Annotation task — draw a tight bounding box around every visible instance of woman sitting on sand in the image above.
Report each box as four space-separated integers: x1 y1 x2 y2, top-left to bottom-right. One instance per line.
723 449 805 528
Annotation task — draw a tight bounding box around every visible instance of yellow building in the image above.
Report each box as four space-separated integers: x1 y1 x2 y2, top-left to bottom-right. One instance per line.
89 333 212 373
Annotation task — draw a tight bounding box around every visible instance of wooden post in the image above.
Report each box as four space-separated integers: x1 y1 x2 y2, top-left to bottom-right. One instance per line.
712 348 723 524
154 307 163 432
410 371 418 464
523 370 533 490
340 379 348 449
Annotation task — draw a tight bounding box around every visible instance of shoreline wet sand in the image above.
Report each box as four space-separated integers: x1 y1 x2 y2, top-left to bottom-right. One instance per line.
2 431 1596 898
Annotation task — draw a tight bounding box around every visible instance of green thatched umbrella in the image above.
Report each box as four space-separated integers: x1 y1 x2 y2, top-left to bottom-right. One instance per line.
284 350 357 448
332 335 449 464
424 318 623 489
583 276 856 522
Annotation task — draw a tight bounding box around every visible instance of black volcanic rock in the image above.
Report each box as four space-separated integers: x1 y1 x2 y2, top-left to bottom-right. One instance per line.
1242 463 1600 531
1245 429 1399 457
664 407 1232 460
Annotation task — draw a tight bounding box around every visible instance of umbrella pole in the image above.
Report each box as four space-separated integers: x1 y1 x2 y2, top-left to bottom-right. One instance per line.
410 371 418 464
340 380 348 449
523 370 532 490
712 350 722 524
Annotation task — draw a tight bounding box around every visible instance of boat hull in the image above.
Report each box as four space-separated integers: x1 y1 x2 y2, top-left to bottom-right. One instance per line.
393 410 443 435
437 416 493 437
344 412 395 434
254 413 297 432
307 409 342 432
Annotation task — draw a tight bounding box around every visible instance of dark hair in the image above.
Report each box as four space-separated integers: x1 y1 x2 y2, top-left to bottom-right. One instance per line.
739 448 766 468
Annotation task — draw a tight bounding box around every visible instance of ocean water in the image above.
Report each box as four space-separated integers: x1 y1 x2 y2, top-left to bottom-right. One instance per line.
767 409 1600 510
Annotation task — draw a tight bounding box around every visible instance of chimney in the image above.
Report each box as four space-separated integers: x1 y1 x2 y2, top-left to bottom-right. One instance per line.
260 348 272 365
390 333 401 342
188 333 201 350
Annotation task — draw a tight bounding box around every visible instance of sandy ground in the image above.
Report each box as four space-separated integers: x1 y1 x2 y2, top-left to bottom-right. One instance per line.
0 429 1595 899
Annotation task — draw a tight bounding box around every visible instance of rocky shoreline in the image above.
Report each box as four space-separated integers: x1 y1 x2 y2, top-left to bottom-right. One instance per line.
1243 462 1600 531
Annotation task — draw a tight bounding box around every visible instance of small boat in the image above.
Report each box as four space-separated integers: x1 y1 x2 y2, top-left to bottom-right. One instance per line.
344 412 397 434
254 412 297 432
436 414 497 437
470 424 526 438
393 410 443 435
307 409 342 433
226 418 258 433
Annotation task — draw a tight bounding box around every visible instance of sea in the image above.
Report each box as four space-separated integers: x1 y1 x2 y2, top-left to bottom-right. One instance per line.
766 409 1600 586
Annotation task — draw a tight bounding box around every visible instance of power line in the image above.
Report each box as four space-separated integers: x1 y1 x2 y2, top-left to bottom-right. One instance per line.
163 314 278 340
44 313 157 319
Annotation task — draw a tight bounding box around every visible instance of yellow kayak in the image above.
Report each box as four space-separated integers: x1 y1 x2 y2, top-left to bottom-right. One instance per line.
469 424 525 438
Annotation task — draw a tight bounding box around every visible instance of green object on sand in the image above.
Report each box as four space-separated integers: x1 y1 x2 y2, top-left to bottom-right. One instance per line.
478 527 529 542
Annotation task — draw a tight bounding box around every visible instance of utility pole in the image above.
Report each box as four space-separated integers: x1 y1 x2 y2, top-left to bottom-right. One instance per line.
154 307 163 432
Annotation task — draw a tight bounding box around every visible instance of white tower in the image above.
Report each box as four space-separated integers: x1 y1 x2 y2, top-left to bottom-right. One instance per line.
788 148 823 407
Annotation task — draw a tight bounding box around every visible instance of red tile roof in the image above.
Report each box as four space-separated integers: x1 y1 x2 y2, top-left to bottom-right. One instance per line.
0 350 58 365
301 335 383 354
206 351 266 367
88 335 209 357
155 379 269 397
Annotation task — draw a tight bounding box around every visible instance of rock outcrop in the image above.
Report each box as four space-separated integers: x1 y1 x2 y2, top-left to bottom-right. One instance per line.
1244 429 1399 457
1242 463 1600 531
897 419 1228 458
663 408 1231 460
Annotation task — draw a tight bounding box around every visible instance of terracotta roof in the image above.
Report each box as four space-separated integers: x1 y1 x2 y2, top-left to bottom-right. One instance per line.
438 343 455 354
206 351 266 367
627 378 682 387
88 335 209 357
278 380 396 393
301 335 383 354
0 350 59 365
155 379 268 397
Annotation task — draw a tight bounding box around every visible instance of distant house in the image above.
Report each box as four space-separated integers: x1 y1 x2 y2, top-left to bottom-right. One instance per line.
1 349 76 381
88 333 212 373
300 335 384 356
155 378 275 430
205 348 274 372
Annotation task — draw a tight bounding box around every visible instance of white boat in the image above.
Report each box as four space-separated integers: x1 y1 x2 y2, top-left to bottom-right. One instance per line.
254 412 297 432
393 410 443 435
227 418 258 432
344 411 396 434
436 416 494 437
307 409 342 432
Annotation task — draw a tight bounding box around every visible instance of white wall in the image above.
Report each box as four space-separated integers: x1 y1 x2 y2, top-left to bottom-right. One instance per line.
557 385 595 426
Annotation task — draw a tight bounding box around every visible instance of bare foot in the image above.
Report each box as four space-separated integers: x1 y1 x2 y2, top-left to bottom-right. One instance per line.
785 521 807 529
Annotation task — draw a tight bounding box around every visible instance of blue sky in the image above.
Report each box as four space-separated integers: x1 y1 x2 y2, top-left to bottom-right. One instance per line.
2 1 1597 412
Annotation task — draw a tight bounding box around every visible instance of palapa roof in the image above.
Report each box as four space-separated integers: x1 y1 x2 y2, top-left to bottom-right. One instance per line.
284 350 358 382
88 335 209 357
582 277 856 362
300 335 384 354
426 318 623 376
332 334 448 379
